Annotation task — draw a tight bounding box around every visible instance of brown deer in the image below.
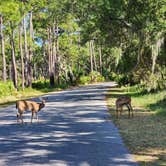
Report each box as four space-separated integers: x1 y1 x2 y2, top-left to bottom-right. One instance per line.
16 98 46 123
115 96 133 118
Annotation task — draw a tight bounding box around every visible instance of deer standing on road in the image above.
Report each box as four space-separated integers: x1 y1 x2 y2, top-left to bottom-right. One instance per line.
115 96 133 118
16 98 46 123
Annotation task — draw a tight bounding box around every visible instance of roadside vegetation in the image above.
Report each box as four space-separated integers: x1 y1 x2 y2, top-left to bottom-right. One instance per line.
0 80 49 106
107 86 166 166
0 72 104 106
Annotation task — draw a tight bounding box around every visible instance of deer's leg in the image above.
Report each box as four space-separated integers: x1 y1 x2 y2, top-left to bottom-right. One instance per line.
20 113 24 124
36 112 39 122
126 104 131 118
31 111 35 123
16 113 19 123
116 106 119 118
120 106 123 116
129 104 134 117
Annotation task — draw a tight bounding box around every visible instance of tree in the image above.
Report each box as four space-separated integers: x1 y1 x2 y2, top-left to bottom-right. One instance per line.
0 0 165 91
19 21 25 90
0 0 21 89
10 21 18 89
0 14 7 82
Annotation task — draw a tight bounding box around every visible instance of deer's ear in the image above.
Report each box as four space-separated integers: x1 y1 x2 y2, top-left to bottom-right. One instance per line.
39 97 48 102
45 97 48 100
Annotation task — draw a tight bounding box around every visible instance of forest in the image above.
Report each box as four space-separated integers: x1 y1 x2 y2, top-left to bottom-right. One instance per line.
0 1 166 165
0 0 165 92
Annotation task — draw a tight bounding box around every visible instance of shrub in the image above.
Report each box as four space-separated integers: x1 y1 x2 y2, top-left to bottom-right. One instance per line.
141 72 166 92
0 81 16 96
79 76 91 85
110 72 130 86
32 80 50 89
89 71 105 82
79 71 105 85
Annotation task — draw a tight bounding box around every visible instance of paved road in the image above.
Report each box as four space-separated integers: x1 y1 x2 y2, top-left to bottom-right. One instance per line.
0 82 138 166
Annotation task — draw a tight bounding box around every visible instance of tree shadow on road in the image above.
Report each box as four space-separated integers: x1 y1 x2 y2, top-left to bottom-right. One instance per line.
0 84 137 166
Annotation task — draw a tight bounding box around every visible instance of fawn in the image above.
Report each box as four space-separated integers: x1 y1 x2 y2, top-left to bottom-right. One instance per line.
16 98 46 123
115 96 133 118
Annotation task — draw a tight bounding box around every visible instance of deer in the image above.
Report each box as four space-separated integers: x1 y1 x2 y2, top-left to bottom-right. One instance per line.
115 96 133 118
16 97 46 123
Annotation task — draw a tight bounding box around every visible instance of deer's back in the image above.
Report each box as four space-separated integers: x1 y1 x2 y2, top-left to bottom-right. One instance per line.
16 100 39 112
116 96 131 106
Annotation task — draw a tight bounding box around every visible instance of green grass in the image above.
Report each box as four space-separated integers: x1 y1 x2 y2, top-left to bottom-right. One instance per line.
0 88 43 107
122 86 166 115
107 86 166 166
0 81 70 107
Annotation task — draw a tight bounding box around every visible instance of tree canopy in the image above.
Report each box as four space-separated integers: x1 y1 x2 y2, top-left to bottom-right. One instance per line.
0 0 165 91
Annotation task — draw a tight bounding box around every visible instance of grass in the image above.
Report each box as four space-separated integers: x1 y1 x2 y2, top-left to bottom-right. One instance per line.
0 85 69 107
0 88 44 107
106 86 166 166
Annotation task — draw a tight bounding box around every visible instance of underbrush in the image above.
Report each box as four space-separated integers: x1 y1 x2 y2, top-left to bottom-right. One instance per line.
0 81 16 96
0 80 68 106
32 80 68 92
79 71 105 85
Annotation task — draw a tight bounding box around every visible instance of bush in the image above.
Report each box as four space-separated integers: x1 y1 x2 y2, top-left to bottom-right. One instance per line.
32 80 50 89
0 81 16 96
79 71 105 85
89 71 105 82
141 72 166 92
79 76 91 85
110 72 131 86
32 79 69 91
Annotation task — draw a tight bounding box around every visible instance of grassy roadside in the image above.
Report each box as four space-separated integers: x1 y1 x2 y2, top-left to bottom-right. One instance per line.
106 86 166 166
0 73 105 107
0 88 50 107
0 85 71 107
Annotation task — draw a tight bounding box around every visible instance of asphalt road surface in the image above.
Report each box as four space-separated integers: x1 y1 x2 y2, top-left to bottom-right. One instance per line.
0 82 138 166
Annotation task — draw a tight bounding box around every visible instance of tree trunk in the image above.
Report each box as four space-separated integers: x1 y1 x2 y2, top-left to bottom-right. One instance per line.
9 64 12 80
10 23 18 90
68 66 75 84
55 24 60 85
91 40 97 71
42 40 47 79
89 40 93 73
28 10 33 87
151 35 164 74
0 15 7 82
19 22 25 90
133 31 144 71
52 23 56 80
48 28 51 76
23 16 29 87
98 45 102 74
48 27 55 87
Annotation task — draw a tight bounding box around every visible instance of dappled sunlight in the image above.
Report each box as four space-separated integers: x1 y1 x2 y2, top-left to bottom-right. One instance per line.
133 148 166 165
75 118 105 123
0 83 137 166
79 161 91 166
73 110 99 115
46 102 105 108
113 154 135 162
21 149 54 157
